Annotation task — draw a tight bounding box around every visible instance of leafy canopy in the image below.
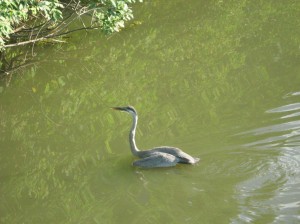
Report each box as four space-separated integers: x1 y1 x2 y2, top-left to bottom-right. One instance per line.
0 0 142 50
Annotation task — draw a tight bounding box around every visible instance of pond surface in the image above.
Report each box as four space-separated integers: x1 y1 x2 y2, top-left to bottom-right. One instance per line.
1 0 300 223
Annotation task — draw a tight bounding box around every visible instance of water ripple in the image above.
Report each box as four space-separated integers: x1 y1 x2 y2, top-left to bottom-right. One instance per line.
234 94 300 223
240 120 300 136
267 102 300 113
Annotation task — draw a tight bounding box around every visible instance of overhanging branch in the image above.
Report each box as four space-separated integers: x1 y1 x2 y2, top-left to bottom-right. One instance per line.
4 25 100 48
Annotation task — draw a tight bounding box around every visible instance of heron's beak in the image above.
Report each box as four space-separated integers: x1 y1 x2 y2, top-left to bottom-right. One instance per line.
111 107 126 111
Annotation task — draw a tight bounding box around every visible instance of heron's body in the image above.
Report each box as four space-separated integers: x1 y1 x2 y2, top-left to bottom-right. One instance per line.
112 106 200 168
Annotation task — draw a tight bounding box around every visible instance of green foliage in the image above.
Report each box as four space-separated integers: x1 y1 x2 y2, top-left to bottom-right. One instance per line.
0 0 63 48
92 0 136 33
0 0 142 50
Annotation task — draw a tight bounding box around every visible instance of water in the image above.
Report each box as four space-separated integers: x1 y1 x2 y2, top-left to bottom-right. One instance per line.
1 0 300 223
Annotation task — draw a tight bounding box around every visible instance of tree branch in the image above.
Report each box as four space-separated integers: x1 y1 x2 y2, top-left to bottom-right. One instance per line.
3 25 100 48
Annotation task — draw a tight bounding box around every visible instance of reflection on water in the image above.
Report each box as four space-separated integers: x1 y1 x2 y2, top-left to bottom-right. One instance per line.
267 103 300 113
1 0 300 223
234 91 300 223
267 102 300 119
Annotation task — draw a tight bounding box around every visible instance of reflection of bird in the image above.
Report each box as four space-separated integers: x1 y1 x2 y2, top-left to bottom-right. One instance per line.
112 106 200 168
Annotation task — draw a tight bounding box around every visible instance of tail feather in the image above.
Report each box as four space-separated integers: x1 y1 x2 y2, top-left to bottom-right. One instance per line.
193 157 200 164
178 157 200 164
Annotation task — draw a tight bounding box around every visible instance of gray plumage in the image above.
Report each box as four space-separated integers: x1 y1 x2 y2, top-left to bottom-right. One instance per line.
112 106 200 168
133 152 179 168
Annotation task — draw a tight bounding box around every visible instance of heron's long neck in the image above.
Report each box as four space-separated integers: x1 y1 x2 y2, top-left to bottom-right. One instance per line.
129 113 140 156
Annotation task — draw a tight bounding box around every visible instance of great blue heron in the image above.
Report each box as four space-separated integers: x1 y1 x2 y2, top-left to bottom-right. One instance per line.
112 106 200 168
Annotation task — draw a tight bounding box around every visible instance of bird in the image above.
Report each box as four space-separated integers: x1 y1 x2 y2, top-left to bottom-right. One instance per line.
112 106 200 168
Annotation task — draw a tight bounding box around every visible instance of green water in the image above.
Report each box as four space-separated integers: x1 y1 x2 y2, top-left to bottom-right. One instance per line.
1 0 300 223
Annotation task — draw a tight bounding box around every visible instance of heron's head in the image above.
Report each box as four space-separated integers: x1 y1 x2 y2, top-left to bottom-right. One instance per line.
112 106 137 115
